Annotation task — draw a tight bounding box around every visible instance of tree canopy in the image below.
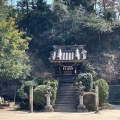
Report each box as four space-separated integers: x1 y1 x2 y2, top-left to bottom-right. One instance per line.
0 0 31 81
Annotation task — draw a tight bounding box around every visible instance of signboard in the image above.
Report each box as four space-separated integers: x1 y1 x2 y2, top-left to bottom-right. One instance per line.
63 66 73 71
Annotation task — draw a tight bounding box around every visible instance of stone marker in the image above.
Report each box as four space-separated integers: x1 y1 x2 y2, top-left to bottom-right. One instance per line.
95 84 99 113
29 86 33 113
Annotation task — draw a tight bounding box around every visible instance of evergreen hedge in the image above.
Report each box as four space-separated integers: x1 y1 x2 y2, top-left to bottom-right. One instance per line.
96 79 109 106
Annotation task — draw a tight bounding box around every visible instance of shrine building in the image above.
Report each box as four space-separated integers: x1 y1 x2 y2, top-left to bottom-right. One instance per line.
49 45 87 83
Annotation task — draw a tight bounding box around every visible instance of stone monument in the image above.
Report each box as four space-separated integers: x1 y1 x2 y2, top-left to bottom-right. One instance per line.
95 83 99 113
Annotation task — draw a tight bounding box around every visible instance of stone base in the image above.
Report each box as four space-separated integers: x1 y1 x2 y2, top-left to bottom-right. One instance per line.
77 104 86 112
44 105 54 112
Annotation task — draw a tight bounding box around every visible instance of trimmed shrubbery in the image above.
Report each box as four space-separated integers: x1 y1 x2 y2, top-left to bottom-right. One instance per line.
83 92 96 111
33 85 46 110
96 79 109 106
33 80 58 110
78 73 93 92
18 78 58 110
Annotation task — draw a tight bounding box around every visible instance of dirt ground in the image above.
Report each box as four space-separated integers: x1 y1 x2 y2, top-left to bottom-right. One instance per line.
0 103 120 120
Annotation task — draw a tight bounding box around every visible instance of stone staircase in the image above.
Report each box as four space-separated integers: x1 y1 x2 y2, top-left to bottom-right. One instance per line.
54 83 77 112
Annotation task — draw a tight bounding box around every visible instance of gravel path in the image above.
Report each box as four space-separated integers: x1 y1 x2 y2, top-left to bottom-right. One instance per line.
0 105 120 120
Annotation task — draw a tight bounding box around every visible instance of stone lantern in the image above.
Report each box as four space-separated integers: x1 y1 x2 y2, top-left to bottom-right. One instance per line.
44 82 54 112
77 81 86 112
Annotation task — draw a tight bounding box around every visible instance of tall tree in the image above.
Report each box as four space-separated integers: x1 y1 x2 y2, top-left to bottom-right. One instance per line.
0 18 31 80
55 0 95 12
0 0 31 98
17 0 55 60
96 0 120 20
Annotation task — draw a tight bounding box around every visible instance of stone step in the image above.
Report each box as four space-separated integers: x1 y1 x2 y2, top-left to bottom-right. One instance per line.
58 85 76 88
57 92 76 94
56 99 77 102
54 82 77 112
54 104 76 109
56 95 77 101
59 83 75 87
58 87 76 89
57 95 77 97
54 109 76 112
55 101 77 104
57 90 77 94
58 89 76 91
57 95 77 98
58 89 77 93
58 86 76 88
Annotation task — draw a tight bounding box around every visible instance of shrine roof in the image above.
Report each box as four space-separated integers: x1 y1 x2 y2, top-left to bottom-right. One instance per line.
49 45 87 63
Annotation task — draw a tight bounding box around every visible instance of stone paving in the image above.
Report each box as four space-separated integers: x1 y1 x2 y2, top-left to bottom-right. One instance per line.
0 105 120 120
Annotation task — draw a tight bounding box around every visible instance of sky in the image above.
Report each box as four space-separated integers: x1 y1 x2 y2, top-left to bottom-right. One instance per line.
8 0 53 5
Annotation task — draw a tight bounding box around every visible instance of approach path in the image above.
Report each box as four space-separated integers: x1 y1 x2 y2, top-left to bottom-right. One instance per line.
0 104 120 120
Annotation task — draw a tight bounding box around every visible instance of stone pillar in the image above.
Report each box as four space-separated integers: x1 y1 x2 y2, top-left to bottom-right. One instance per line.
77 81 86 112
29 86 33 113
44 82 54 112
95 84 99 113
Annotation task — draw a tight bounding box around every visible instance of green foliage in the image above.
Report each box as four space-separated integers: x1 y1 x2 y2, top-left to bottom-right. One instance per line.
56 0 94 12
33 80 58 110
43 79 58 89
104 9 115 21
50 80 58 101
25 80 38 87
19 102 29 110
83 92 96 111
42 79 58 102
0 0 8 22
17 86 28 100
96 79 109 106
33 77 44 85
84 13 113 32
18 79 58 110
78 73 93 92
100 102 112 110
82 62 95 74
17 0 55 63
33 85 46 109
16 0 120 60
0 17 31 81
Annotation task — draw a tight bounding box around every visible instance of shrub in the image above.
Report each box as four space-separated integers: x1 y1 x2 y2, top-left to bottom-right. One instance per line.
43 79 58 103
96 79 109 106
19 102 29 110
17 80 38 109
17 86 28 100
18 80 37 101
100 102 112 109
33 85 46 110
33 80 58 110
78 73 93 92
34 77 44 85
18 79 58 110
83 92 96 111
49 80 58 103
